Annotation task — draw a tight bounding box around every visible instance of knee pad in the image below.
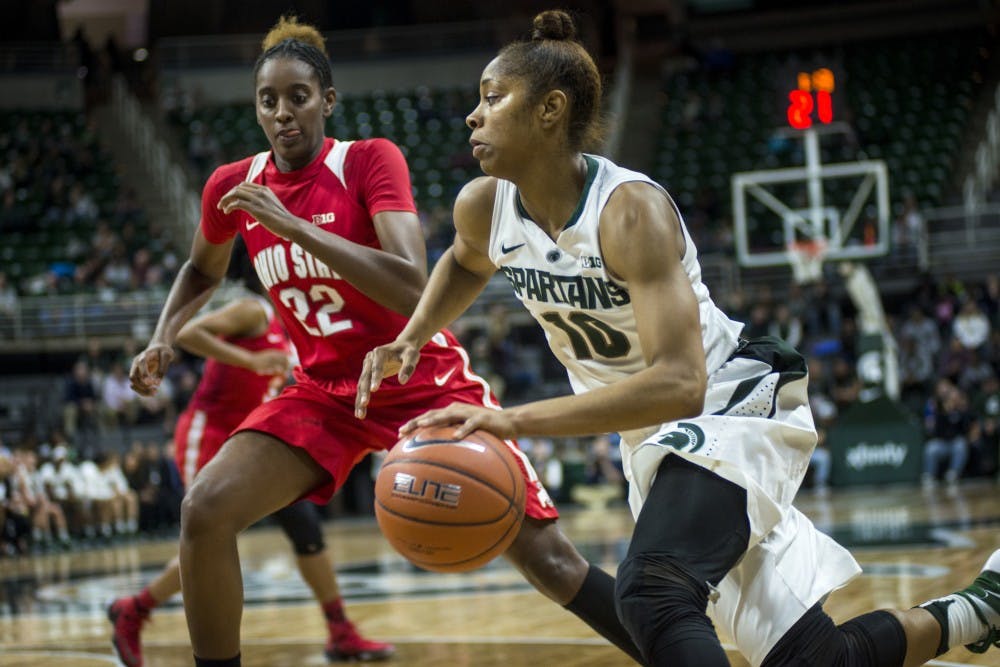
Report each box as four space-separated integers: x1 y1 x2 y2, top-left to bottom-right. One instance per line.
615 553 716 661
763 607 907 667
838 611 906 667
274 502 325 555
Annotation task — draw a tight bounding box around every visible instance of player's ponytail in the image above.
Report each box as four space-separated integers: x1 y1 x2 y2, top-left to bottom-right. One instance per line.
254 14 335 91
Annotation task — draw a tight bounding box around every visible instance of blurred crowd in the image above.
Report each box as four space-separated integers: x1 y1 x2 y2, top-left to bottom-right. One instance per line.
0 112 180 299
0 435 183 557
0 335 200 557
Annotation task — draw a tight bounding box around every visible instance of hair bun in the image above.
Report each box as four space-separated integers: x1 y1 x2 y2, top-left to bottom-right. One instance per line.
531 10 577 41
262 14 327 55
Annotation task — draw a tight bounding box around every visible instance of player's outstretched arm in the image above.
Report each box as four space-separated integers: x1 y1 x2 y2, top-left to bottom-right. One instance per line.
129 230 233 396
175 298 289 376
355 178 498 417
407 183 708 439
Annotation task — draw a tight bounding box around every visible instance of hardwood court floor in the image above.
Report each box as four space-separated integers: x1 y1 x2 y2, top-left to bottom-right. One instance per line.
2 480 999 666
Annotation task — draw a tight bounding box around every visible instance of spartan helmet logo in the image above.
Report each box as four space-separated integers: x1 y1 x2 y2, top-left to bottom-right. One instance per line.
657 422 706 453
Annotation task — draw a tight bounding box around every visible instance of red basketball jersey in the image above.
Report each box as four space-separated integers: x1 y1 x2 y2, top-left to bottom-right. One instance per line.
200 137 472 396
185 300 290 425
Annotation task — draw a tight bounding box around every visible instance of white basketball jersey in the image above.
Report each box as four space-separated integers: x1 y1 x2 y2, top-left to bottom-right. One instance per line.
487 154 744 401
488 155 861 666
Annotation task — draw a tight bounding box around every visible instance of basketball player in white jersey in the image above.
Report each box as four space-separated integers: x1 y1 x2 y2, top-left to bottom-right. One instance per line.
357 9 1000 667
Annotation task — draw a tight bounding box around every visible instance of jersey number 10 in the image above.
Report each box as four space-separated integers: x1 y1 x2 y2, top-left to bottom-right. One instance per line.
541 311 631 360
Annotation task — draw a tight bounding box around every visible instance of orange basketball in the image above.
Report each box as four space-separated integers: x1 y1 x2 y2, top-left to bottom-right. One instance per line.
374 425 526 573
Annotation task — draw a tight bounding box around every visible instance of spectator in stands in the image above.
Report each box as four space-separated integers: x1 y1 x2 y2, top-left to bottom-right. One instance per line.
968 372 1000 479
146 440 183 531
768 303 803 349
805 358 837 494
102 242 133 292
68 182 98 224
100 360 139 434
933 281 960 333
809 427 832 495
923 383 973 487
78 452 116 540
958 350 994 394
899 306 941 359
98 451 138 536
583 434 625 488
803 279 843 340
830 356 861 411
63 360 99 442
893 193 925 257
899 336 936 412
939 337 975 386
742 301 771 339
36 440 90 538
130 248 154 289
80 339 112 387
467 334 506 398
11 447 70 550
953 298 991 353
136 375 176 432
1 449 31 555
122 441 159 532
526 437 563 502
0 271 18 337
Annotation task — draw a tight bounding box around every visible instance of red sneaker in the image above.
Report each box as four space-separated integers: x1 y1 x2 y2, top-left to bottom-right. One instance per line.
108 597 148 667
325 620 395 662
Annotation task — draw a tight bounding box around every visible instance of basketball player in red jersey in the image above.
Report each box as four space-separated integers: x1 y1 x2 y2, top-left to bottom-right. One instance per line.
128 15 640 667
110 253 393 666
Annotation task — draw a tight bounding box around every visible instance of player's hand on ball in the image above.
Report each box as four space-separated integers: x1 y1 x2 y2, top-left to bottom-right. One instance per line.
129 343 174 396
401 404 517 441
356 339 421 418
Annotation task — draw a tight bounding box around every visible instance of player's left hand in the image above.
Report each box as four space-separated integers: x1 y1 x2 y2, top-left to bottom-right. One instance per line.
400 403 517 441
219 182 302 239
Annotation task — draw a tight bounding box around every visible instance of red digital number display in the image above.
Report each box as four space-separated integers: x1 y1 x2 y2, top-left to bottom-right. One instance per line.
787 68 835 129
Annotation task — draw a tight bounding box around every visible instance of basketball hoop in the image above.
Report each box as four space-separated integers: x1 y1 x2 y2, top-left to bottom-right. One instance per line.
787 239 828 284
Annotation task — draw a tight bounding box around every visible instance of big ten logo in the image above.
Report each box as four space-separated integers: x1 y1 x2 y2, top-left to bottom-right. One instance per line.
392 472 462 507
787 68 835 130
311 212 336 225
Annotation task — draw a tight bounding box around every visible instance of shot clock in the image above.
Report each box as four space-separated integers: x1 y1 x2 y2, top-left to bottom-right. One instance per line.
778 61 845 130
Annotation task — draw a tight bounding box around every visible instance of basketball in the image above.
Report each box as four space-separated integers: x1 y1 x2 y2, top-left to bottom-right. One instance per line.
374 425 526 573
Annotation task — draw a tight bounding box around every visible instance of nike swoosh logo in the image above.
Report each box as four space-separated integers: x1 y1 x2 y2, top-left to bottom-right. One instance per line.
501 242 525 254
246 219 260 231
433 368 456 386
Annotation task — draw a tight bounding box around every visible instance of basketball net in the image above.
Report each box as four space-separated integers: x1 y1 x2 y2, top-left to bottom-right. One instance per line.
786 238 828 284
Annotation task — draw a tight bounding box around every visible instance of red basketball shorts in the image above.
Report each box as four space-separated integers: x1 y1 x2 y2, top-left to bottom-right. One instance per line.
174 407 244 486
233 375 559 520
